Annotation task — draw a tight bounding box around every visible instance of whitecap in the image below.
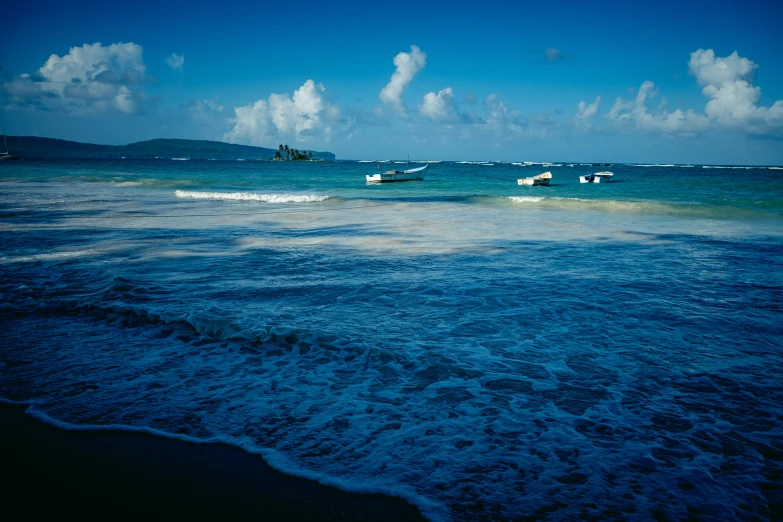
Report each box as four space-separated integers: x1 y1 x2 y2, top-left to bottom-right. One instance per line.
0 250 98 264
174 190 332 203
509 196 545 203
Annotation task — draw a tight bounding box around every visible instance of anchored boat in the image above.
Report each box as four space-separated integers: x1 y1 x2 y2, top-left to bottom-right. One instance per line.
518 171 552 186
0 124 19 161
580 171 614 183
366 162 428 183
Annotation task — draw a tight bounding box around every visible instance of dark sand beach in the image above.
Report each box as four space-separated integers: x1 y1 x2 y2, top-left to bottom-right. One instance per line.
0 403 425 520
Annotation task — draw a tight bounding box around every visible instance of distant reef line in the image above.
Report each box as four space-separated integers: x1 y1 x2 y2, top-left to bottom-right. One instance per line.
4 136 336 161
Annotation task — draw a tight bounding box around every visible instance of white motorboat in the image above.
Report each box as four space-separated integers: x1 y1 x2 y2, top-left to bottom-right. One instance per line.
517 171 552 186
366 163 428 183
580 171 614 183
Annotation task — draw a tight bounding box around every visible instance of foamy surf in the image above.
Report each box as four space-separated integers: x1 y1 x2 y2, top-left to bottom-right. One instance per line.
509 196 545 203
175 190 332 203
506 195 777 219
701 165 781 170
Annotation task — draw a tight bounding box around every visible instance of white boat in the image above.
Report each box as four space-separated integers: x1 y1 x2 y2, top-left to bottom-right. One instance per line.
580 171 614 183
366 164 429 183
517 171 552 186
0 124 19 161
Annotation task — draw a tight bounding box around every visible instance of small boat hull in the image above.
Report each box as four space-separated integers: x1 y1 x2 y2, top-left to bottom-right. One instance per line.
518 171 552 186
580 171 614 183
366 164 428 183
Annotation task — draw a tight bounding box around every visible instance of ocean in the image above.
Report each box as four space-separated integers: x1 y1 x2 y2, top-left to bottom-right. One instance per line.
1 159 781 520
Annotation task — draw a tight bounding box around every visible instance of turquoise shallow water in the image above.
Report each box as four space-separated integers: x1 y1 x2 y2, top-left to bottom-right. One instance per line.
1 159 782 520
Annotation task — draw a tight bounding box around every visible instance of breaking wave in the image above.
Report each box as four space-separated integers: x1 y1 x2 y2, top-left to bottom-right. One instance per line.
703 165 783 170
506 196 780 219
634 164 676 167
508 196 545 203
174 190 333 203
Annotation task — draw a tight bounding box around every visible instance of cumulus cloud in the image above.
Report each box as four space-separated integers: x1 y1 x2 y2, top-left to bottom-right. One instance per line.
166 53 185 71
574 96 601 129
605 81 709 137
379 45 426 116
224 79 346 146
3 42 147 114
419 87 461 123
574 49 783 138
688 49 783 135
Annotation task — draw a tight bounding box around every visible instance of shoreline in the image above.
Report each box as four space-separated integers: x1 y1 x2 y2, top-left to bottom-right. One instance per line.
0 403 426 520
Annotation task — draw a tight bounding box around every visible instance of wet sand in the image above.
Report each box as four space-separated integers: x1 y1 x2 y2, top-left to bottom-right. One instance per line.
0 403 425 520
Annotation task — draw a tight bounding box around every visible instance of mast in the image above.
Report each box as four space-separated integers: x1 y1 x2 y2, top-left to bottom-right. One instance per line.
406 154 409 173
1 124 7 154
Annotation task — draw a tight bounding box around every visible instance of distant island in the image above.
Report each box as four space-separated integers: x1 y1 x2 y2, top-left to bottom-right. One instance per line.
4 136 335 161
274 144 315 161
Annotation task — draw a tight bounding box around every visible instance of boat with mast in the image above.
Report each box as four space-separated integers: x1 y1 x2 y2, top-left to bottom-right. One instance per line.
0 125 20 160
366 156 428 183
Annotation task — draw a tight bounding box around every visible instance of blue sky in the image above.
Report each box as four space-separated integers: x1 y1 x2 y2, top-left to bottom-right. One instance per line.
2 0 782 164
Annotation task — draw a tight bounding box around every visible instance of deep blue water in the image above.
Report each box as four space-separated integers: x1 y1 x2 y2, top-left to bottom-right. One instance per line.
1 159 782 520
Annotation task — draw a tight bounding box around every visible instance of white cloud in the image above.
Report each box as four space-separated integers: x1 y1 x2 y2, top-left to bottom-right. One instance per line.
417 93 557 141
688 48 783 134
184 98 224 126
113 85 136 113
379 45 426 116
38 42 145 86
606 81 709 137
3 42 147 114
688 49 755 87
481 94 525 137
419 87 460 123
577 49 783 138
574 96 601 128
166 53 185 71
224 79 346 146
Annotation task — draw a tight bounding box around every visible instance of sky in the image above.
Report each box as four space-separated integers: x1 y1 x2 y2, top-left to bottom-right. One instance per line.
2 0 782 164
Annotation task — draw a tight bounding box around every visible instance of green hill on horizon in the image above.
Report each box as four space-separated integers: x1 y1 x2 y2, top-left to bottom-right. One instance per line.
4 136 336 161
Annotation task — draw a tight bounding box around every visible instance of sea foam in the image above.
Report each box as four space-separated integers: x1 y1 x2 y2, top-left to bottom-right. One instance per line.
175 190 332 203
509 196 545 203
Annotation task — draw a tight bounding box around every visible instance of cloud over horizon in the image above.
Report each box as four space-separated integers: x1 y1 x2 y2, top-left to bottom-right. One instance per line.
223 79 346 146
379 45 426 117
3 42 148 114
419 87 461 123
575 48 783 139
606 81 709 137
688 49 783 136
574 96 601 129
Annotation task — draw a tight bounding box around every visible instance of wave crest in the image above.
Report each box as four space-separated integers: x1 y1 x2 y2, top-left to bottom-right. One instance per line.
509 196 545 203
506 195 778 218
175 190 332 203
